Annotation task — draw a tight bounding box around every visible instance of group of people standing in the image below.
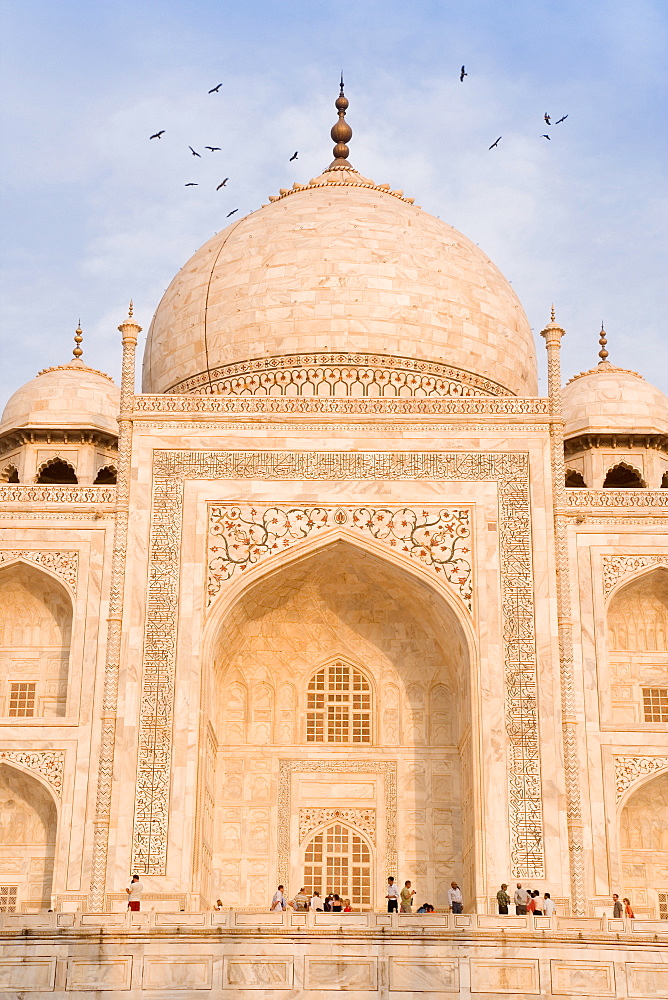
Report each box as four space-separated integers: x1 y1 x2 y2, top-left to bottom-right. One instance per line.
496 883 556 916
385 877 463 914
270 886 352 912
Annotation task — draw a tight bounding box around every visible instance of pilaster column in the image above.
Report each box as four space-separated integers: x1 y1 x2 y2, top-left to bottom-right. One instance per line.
541 309 586 915
88 303 141 911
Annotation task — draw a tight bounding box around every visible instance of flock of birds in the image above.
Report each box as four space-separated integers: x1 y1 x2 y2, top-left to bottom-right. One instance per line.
148 71 569 217
459 66 569 150
148 81 298 216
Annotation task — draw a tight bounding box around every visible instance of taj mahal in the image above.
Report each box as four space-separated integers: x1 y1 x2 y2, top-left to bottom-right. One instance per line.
0 85 666 997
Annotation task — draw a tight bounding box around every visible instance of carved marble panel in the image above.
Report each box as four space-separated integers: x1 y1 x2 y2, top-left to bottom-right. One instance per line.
614 756 668 801
208 503 473 610
389 959 459 993
142 957 212 990
626 964 668 998
0 958 56 992
133 450 544 879
0 750 64 797
0 549 78 594
299 807 376 844
603 554 668 598
224 959 293 989
470 959 540 994
67 958 133 991
305 957 377 991
550 961 615 996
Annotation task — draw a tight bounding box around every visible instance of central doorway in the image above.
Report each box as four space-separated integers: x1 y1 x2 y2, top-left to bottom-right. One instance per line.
303 823 372 906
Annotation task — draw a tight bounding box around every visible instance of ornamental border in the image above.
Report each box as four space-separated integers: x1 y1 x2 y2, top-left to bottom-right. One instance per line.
0 549 78 594
613 755 668 802
602 554 668 598
0 749 65 797
278 761 395 890
131 451 544 880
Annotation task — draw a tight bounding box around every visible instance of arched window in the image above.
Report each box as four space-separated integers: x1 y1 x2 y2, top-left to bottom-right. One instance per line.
306 660 371 743
93 465 117 485
35 458 78 484
303 824 372 906
603 463 644 488
565 469 586 487
0 465 19 483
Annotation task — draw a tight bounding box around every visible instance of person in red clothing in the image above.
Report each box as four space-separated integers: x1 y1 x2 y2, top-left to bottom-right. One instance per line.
526 892 536 916
623 898 634 918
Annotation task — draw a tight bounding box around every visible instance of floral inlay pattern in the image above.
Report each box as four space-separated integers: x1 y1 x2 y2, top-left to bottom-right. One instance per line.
207 505 472 610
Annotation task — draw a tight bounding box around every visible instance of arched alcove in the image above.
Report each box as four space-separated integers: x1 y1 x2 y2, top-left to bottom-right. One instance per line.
303 821 374 907
603 462 645 488
0 464 19 483
201 539 475 910
620 770 668 917
35 458 78 485
93 464 117 485
606 569 668 725
0 562 72 717
565 469 587 488
0 763 57 911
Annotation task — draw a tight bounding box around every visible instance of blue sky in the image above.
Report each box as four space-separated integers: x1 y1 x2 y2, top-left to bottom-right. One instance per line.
1 0 666 401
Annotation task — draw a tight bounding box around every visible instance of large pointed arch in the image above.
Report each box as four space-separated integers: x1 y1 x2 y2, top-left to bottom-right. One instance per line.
0 762 58 910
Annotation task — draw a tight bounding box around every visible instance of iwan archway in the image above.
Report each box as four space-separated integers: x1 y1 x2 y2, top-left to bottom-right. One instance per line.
198 539 477 911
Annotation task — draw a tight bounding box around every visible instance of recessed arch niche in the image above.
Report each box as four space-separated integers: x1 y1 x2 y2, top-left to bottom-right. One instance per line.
620 770 668 917
199 539 476 911
0 763 57 910
0 561 72 717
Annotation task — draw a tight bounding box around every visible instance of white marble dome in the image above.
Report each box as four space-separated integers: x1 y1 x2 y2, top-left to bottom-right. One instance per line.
562 362 668 438
142 163 538 396
0 361 120 437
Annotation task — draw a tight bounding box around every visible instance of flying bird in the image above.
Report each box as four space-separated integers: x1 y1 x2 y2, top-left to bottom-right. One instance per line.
541 134 551 140
544 113 551 125
185 182 198 187
189 146 201 157
149 131 165 139
206 146 221 152
289 151 298 161
227 208 239 217
460 65 467 82
555 114 568 124
488 136 502 150
216 178 229 190
208 83 222 93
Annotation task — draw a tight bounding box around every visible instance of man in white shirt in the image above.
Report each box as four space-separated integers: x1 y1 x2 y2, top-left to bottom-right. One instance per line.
385 876 400 913
270 885 287 911
309 891 323 911
126 875 144 911
447 881 463 914
514 883 529 915
543 893 556 916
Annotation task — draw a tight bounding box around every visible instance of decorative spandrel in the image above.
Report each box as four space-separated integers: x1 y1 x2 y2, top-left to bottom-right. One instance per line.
207 504 473 611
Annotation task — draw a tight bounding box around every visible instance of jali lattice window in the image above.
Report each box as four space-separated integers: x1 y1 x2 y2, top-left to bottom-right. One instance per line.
8 682 36 717
642 688 668 722
0 886 18 913
307 661 371 742
659 892 668 920
303 824 371 907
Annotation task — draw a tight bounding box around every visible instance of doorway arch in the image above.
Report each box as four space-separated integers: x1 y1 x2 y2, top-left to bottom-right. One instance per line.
199 537 477 910
0 763 57 910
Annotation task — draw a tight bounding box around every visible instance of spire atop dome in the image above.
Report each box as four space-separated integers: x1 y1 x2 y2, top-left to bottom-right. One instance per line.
598 322 609 364
72 320 83 360
329 74 353 168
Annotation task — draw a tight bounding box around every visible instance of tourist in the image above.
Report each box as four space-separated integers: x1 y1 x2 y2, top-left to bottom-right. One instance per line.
623 897 634 918
386 876 400 913
532 891 543 916
270 885 287 911
514 883 529 915
496 883 510 915
448 881 463 914
400 881 416 912
290 886 309 910
417 903 428 913
126 874 144 912
343 899 352 912
612 894 623 918
526 891 536 916
543 893 556 916
213 899 224 911
331 894 343 912
309 891 323 911
323 894 333 912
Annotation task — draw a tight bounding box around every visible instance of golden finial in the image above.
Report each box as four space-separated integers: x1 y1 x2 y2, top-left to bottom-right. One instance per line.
598 321 609 363
330 74 352 166
72 320 83 359
550 303 556 323
128 299 134 318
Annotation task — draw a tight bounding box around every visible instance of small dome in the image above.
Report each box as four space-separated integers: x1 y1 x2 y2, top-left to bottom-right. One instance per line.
142 163 538 397
0 361 120 437
563 363 668 438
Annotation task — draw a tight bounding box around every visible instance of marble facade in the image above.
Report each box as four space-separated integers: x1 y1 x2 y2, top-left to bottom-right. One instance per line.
1 91 667 992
